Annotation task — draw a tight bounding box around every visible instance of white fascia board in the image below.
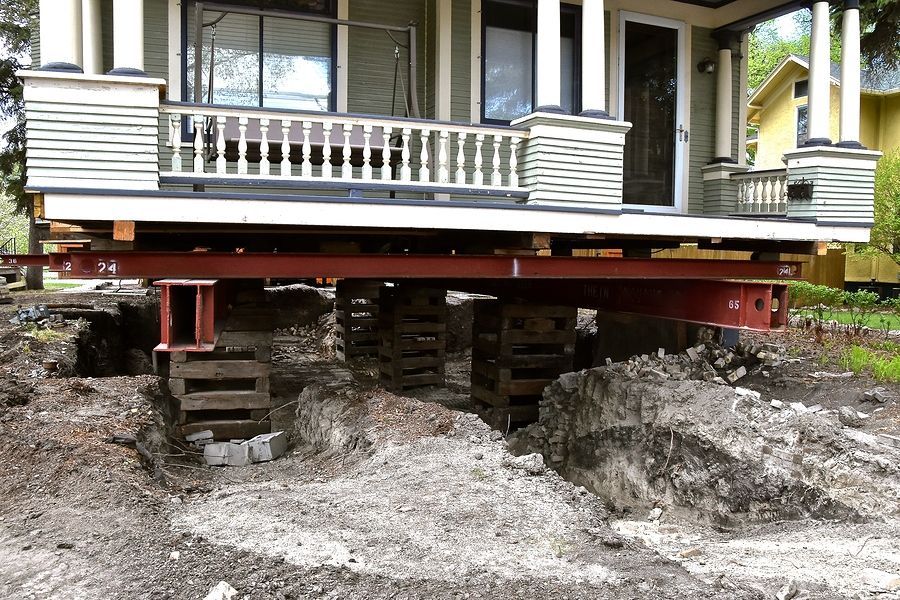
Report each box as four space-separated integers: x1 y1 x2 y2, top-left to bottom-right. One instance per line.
42 191 871 243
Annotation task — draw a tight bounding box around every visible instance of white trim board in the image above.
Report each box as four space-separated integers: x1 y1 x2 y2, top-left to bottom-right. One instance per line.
41 191 870 243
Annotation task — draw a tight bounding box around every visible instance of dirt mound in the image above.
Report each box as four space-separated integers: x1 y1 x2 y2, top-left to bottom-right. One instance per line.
511 368 900 526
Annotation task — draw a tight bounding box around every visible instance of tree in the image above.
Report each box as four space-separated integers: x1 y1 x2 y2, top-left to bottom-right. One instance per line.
748 12 841 91
0 0 41 289
834 0 900 73
870 150 900 266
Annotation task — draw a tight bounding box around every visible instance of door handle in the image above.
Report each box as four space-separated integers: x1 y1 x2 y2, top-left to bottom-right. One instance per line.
677 125 689 142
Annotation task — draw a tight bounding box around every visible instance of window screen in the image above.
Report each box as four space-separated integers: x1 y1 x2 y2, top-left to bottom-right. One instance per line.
185 1 334 111
797 104 809 146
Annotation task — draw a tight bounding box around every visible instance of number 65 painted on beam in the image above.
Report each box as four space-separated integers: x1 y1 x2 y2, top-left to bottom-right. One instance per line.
728 299 741 310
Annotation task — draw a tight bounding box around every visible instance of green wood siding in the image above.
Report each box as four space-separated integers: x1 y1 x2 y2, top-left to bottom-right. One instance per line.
451 0 472 122
348 0 429 118
688 26 715 214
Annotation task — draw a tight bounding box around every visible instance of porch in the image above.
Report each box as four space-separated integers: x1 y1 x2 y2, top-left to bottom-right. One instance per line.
20 0 881 248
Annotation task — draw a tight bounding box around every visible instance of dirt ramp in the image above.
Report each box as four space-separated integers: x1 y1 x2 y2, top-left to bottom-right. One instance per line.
512 368 900 525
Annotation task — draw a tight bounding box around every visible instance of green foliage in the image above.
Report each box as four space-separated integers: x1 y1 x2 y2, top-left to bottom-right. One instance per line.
748 14 841 91
0 0 36 211
790 282 900 336
840 345 900 382
835 0 900 72
0 192 27 249
870 149 900 266
842 289 881 335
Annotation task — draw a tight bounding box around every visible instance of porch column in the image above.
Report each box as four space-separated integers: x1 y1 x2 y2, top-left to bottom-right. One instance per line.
38 0 82 72
805 0 832 146
110 0 146 75
535 0 562 112
713 32 735 163
82 0 102 74
580 0 608 117
838 0 864 148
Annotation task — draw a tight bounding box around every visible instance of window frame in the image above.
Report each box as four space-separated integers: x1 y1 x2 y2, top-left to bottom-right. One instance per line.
479 0 582 125
794 79 808 99
796 104 809 146
180 0 338 112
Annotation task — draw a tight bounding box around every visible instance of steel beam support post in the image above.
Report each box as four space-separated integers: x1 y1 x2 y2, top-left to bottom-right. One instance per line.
154 279 222 352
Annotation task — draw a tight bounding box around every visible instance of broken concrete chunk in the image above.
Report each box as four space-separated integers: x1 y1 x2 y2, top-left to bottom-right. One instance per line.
734 387 761 402
678 547 702 558
878 433 900 449
776 580 800 600
726 366 747 383
657 347 665 358
861 568 900 591
204 581 239 600
770 399 785 409
789 402 808 414
185 430 214 443
806 404 824 413
204 442 250 467
605 357 613 366
647 507 663 521
864 388 891 403
247 431 287 463
713 357 727 369
838 406 863 428
506 453 546 475
685 347 699 362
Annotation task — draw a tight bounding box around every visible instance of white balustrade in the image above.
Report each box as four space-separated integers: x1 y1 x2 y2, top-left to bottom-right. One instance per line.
733 169 789 214
161 105 528 192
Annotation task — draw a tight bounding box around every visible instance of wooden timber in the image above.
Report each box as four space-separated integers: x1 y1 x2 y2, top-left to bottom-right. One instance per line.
335 279 383 361
471 300 575 431
378 285 447 391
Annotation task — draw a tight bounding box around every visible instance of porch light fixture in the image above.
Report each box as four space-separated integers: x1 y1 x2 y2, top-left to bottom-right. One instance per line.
697 57 716 74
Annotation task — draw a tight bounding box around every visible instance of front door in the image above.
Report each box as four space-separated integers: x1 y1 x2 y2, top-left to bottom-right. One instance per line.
618 12 686 211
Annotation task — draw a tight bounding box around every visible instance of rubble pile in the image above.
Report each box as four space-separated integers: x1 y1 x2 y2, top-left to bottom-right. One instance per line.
603 340 787 385
9 304 65 327
187 430 288 467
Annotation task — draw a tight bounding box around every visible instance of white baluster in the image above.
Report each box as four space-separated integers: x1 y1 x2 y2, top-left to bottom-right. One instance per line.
215 116 226 174
193 114 205 174
381 127 392 181
473 134 484 186
509 137 519 188
301 121 313 178
362 125 373 180
419 129 430 182
322 122 333 179
237 116 248 175
779 176 788 211
342 124 353 179
437 130 449 184
280 120 291 177
491 135 502 187
400 128 411 182
170 114 182 173
455 132 466 185
259 118 270 176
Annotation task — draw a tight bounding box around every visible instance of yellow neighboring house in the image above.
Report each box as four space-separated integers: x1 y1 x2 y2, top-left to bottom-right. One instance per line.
747 54 900 298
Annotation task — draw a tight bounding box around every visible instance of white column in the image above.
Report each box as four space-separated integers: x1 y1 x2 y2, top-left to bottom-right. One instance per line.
839 0 863 147
581 0 607 116
535 0 561 111
806 0 832 145
39 0 82 71
435 0 453 121
111 0 145 74
82 0 102 74
714 45 733 160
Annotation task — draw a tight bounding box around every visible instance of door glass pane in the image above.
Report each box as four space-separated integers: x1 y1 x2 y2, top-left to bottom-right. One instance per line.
484 26 533 121
560 36 574 114
263 18 332 110
186 12 261 106
622 21 677 207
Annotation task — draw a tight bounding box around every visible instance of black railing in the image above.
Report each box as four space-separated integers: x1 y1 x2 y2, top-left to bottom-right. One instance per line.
0 238 16 255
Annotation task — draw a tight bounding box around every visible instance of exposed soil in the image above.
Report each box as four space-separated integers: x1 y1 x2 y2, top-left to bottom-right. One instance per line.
0 286 898 599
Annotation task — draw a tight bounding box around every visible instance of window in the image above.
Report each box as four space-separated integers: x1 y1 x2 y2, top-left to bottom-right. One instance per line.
794 79 808 98
481 0 581 123
184 1 335 111
796 104 808 146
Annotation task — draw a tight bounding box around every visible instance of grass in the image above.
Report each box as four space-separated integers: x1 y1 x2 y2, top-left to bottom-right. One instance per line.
23 323 69 343
43 281 84 290
797 309 900 331
840 345 900 382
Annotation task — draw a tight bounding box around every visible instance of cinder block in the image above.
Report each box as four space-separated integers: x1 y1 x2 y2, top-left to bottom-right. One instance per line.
247 431 287 463
204 442 250 467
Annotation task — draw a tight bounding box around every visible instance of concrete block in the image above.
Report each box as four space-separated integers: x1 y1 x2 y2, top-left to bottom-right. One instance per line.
879 434 900 449
204 581 239 600
861 568 900 591
204 442 250 467
247 431 287 463
185 429 214 443
685 347 699 362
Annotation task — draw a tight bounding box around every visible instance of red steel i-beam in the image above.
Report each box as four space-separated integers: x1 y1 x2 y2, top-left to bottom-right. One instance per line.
0 254 51 267
41 252 803 280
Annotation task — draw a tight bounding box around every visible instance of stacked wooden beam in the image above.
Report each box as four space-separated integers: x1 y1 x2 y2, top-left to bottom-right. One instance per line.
170 304 273 441
378 286 447 392
471 301 576 430
334 280 383 361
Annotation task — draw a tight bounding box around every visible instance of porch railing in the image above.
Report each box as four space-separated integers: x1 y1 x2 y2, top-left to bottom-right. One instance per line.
0 238 16 255
733 169 788 214
159 102 529 197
